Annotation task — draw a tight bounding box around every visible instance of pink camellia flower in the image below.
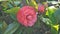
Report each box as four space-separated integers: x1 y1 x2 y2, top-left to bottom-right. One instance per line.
16 6 37 27
38 4 45 14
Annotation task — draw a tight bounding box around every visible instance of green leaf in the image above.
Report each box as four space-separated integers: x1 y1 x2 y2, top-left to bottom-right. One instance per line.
2 21 8 33
29 0 38 10
5 7 20 14
14 26 33 34
51 26 58 34
14 26 26 34
14 1 20 6
1 1 8 9
0 21 3 34
13 27 22 34
54 8 60 23
26 28 34 34
46 6 57 16
33 15 41 29
45 7 59 34
0 21 7 34
0 0 8 1
0 22 3 29
10 14 17 21
42 17 52 25
8 3 13 8
26 0 29 5
4 7 20 21
46 6 57 24
4 22 20 34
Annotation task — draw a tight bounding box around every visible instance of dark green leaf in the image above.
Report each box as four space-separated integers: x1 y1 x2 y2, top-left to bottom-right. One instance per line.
0 21 3 29
8 3 13 8
33 15 41 29
10 14 17 21
14 27 26 34
54 8 60 24
4 22 20 34
13 28 22 34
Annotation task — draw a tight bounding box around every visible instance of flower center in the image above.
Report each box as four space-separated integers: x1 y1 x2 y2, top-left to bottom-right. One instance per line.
26 15 32 20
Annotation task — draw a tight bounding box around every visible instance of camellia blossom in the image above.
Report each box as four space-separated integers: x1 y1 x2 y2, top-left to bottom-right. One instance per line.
38 4 45 13
16 6 37 27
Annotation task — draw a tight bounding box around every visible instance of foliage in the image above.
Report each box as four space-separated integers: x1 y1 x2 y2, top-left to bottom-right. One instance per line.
0 0 59 34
